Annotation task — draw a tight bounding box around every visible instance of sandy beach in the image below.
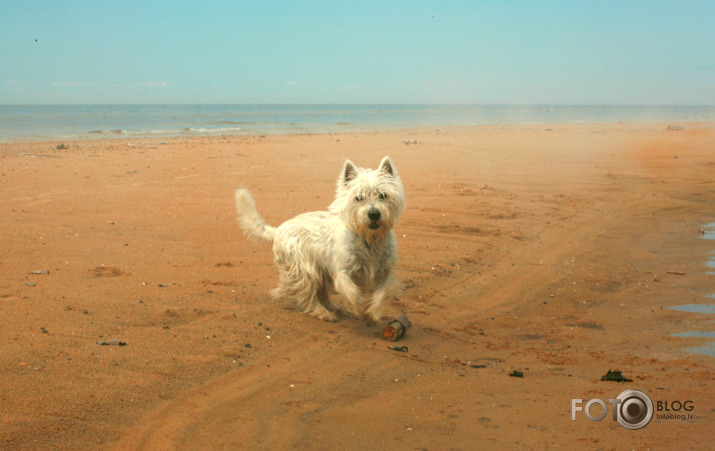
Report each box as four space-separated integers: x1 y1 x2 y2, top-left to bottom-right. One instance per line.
1 123 713 449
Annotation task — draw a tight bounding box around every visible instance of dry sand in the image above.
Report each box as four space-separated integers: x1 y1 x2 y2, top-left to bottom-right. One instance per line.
1 123 714 449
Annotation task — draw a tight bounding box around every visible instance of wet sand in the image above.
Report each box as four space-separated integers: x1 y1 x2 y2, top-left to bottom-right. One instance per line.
1 123 714 449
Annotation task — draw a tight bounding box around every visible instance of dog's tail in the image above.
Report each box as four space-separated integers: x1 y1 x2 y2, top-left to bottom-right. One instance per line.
234 188 276 244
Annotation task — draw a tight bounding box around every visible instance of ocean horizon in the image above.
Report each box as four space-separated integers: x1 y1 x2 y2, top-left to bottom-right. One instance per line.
1 104 713 142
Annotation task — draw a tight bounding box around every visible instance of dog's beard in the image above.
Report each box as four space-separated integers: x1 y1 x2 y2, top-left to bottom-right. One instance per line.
358 220 391 245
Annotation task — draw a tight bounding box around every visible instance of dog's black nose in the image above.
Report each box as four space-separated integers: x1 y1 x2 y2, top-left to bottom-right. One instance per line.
368 208 381 221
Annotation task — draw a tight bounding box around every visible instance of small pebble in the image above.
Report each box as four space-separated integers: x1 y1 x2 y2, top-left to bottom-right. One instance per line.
97 340 127 346
388 345 408 352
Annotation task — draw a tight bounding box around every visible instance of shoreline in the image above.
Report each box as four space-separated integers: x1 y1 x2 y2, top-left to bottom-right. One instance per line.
1 122 713 448
1 103 713 142
0 120 712 146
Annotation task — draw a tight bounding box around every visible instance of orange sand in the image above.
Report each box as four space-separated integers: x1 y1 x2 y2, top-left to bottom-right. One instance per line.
1 123 713 449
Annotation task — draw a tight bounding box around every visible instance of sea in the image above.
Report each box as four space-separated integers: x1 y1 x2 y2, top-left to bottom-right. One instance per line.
0 104 713 142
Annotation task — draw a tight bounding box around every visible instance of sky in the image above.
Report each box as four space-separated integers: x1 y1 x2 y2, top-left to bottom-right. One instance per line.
1 1 713 105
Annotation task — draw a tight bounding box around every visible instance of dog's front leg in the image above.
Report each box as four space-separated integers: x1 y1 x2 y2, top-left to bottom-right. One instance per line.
334 272 364 317
364 275 397 322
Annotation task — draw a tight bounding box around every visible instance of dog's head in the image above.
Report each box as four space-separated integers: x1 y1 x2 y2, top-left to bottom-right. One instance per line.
329 156 406 244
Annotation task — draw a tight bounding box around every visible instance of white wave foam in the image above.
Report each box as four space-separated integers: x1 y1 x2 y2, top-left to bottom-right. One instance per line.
79 126 244 138
182 126 243 133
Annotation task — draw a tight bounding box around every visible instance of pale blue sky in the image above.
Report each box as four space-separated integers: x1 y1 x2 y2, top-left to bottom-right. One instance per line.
1 1 713 105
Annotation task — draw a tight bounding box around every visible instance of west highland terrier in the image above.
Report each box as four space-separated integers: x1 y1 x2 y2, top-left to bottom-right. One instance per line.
234 156 406 322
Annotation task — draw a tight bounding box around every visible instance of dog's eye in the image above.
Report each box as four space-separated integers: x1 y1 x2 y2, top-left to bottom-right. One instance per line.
378 192 387 200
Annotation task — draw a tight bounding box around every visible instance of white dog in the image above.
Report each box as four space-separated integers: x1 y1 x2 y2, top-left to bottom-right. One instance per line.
235 156 406 322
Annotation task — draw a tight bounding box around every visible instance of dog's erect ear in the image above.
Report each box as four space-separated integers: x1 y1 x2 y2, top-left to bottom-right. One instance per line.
378 156 396 177
342 160 358 185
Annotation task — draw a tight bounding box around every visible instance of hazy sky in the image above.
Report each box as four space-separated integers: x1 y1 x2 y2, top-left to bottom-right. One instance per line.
1 1 713 105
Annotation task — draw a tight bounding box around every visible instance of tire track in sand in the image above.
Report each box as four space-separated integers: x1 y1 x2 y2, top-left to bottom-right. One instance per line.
112 332 405 450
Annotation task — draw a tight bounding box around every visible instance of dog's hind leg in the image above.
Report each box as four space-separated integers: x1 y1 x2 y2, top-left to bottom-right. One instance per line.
272 269 337 322
298 285 338 322
315 286 339 321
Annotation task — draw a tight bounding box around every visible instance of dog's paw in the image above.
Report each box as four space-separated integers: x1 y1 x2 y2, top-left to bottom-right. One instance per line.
362 305 384 324
310 306 339 322
361 312 382 324
317 310 339 322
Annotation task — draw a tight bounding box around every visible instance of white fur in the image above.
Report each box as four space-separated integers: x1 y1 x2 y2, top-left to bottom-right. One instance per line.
234 156 406 322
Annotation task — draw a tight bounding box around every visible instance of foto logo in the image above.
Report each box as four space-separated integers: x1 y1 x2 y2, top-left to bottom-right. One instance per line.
572 389 654 430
